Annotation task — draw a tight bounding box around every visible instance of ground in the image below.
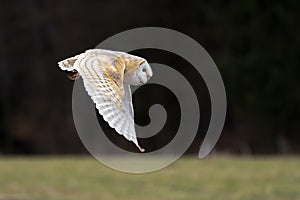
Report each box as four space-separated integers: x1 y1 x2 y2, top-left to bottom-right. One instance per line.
0 156 299 200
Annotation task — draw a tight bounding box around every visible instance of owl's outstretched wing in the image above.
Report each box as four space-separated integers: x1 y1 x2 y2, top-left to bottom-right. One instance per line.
75 55 145 152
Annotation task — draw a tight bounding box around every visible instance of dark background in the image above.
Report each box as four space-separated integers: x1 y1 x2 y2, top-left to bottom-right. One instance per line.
0 0 299 155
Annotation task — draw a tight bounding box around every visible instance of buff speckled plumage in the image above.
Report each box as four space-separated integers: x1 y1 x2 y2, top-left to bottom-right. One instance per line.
58 49 153 152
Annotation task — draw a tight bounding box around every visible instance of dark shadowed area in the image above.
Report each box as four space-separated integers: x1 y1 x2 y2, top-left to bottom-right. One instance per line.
0 0 299 155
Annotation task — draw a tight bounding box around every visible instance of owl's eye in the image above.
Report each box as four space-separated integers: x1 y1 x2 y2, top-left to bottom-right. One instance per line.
139 61 153 78
140 62 147 73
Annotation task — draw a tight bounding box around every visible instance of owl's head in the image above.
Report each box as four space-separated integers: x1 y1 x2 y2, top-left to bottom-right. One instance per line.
124 56 153 85
137 60 153 84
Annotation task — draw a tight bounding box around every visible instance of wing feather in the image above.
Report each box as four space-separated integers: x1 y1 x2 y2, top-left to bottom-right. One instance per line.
76 55 144 152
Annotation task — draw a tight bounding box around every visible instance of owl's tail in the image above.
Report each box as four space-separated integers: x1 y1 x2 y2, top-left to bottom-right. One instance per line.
58 55 78 72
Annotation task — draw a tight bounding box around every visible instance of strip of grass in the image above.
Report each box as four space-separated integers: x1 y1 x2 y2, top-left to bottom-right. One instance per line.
0 156 299 200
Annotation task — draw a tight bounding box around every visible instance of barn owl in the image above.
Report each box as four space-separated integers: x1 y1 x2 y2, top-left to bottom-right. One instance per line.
58 49 153 152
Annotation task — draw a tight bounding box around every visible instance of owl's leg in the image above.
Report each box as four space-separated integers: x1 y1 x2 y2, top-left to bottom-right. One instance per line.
68 70 79 80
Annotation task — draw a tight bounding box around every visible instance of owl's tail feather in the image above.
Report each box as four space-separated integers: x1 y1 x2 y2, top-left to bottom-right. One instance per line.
58 55 78 72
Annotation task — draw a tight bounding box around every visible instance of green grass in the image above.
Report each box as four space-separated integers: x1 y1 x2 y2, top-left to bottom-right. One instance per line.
0 156 299 200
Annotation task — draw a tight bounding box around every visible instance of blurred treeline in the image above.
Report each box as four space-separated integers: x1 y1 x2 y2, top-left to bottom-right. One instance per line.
0 0 299 154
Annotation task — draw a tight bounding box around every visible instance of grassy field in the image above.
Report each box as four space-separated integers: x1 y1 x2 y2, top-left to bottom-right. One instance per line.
0 156 299 200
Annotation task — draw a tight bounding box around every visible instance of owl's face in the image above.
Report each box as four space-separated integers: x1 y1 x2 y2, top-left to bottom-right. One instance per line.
137 61 153 84
124 59 152 85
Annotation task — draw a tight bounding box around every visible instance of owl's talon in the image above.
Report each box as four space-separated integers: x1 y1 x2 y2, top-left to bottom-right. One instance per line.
68 71 79 80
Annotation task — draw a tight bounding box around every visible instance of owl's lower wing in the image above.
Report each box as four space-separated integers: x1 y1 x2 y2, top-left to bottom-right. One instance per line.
123 83 134 119
78 61 144 152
